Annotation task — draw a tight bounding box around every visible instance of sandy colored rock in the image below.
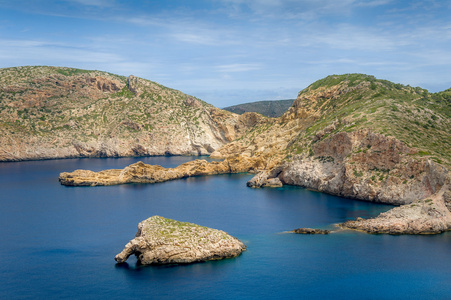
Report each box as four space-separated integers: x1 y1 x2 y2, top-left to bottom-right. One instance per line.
115 216 246 265
340 174 451 234
59 155 265 186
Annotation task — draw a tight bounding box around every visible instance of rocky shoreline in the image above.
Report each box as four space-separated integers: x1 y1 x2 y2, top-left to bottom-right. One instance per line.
59 155 263 186
6 68 450 236
59 154 451 235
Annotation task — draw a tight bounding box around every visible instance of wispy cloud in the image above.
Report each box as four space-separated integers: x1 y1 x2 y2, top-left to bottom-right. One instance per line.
0 38 122 66
216 63 262 73
355 0 393 7
303 24 408 51
64 0 115 7
172 33 219 46
0 0 450 105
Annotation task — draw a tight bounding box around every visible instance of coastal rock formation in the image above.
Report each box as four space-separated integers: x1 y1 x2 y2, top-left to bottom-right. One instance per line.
0 66 264 161
293 228 330 234
251 129 448 205
340 174 451 234
115 216 246 265
247 129 451 234
53 72 451 234
59 155 265 186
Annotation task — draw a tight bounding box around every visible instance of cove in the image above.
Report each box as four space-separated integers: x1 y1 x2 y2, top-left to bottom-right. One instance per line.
1 156 451 299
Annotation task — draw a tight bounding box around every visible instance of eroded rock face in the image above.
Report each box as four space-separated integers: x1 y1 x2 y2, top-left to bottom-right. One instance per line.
59 155 265 186
340 176 451 234
247 129 451 234
249 129 448 205
115 216 246 265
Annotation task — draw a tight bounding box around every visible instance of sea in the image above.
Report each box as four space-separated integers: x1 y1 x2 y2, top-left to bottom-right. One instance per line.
1 156 451 299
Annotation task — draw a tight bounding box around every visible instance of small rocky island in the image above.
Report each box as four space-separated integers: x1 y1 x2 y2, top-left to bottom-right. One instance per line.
293 228 331 234
115 216 246 265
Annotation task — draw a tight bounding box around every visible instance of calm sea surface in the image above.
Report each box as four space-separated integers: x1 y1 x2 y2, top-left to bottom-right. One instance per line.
1 156 451 299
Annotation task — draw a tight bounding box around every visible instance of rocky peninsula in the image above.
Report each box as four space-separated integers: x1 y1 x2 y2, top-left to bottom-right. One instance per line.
5 68 450 234
115 216 246 265
59 155 264 186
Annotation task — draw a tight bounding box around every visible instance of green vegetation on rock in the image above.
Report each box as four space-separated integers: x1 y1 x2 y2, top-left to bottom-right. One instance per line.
285 73 451 166
0 66 248 161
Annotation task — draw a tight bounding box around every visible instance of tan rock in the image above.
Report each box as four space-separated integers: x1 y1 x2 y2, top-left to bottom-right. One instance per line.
115 216 246 265
59 155 265 186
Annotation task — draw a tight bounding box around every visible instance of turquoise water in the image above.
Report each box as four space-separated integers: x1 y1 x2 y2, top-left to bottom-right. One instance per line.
1 156 451 299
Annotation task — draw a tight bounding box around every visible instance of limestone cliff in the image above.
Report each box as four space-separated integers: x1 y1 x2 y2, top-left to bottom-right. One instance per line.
0 66 264 161
115 216 246 265
56 72 451 234
341 174 451 234
242 74 451 234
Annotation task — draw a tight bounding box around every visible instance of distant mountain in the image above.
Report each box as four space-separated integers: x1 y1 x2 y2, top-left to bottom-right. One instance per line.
223 99 295 118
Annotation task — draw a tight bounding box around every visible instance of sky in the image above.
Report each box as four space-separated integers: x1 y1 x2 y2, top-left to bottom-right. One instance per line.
0 0 450 107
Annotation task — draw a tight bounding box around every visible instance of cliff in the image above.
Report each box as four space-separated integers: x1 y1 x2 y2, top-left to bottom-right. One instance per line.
0 66 264 161
242 74 451 233
115 216 246 265
54 71 451 234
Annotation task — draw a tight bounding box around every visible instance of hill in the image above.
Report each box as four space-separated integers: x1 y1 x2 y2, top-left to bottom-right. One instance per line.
215 74 451 166
211 74 451 233
0 66 264 161
223 99 295 118
56 72 451 234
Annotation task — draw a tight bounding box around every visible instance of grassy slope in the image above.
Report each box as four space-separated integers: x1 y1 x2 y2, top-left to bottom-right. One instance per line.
0 66 214 149
285 74 451 166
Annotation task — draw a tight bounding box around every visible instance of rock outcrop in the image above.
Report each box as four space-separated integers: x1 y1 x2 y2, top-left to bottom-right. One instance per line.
340 174 451 234
115 216 246 265
247 129 451 234
250 129 448 205
293 228 330 234
59 155 265 186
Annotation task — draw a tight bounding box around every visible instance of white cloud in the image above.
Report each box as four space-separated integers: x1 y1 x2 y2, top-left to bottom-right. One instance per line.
0 38 123 67
64 0 114 7
355 0 392 7
172 33 218 46
216 63 262 72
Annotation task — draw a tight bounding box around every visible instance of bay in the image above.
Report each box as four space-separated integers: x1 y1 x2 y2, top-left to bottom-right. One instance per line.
1 156 450 299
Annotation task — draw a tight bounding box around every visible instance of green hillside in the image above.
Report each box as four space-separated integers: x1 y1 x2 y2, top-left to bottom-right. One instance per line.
285 74 451 165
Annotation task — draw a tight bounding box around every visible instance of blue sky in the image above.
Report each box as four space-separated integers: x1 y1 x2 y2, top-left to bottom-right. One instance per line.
0 0 450 107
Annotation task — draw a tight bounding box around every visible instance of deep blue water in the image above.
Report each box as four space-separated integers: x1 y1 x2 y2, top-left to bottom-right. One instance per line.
1 156 451 299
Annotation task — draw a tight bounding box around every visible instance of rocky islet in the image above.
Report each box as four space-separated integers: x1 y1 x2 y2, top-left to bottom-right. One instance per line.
115 216 246 265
